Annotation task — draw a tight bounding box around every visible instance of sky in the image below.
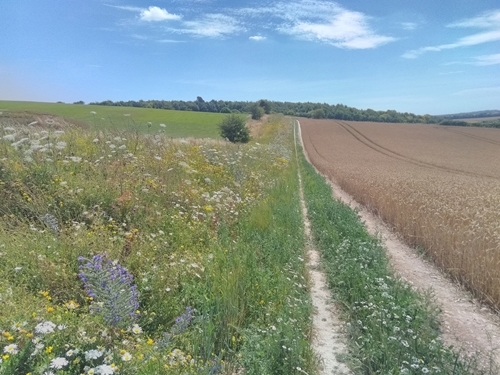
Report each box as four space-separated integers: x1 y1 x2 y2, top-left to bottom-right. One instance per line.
1 0 499 115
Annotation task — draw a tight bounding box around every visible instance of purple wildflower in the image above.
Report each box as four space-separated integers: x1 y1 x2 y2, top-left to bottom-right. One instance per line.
158 307 194 348
78 254 139 327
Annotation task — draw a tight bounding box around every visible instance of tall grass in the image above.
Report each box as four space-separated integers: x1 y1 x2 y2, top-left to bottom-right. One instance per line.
0 115 314 374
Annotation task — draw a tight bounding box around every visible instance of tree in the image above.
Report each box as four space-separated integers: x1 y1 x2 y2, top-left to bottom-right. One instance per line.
258 99 271 114
219 114 250 143
311 108 325 119
251 104 265 120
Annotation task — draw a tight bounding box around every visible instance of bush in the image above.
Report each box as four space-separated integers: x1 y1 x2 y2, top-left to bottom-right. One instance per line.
310 108 325 119
219 114 250 143
251 105 265 120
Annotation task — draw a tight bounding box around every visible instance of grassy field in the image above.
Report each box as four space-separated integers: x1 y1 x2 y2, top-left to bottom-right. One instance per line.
301 119 500 311
0 101 227 138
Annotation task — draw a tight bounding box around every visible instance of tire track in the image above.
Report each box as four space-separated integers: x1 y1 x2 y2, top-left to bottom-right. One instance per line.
335 120 499 180
294 120 352 375
441 127 500 147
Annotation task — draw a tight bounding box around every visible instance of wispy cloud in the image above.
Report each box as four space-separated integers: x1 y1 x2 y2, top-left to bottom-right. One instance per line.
473 53 500 66
105 4 142 12
249 35 266 41
403 9 500 59
106 0 394 47
140 6 181 22
400 22 418 31
105 4 180 22
175 14 244 38
452 86 500 96
247 1 395 49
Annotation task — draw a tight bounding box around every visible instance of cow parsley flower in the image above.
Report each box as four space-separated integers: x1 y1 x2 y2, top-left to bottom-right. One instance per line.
96 364 115 374
85 349 104 360
50 357 69 369
35 321 56 334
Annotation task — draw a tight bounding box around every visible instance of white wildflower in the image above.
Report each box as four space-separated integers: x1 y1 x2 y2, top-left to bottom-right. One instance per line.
50 357 69 369
4 344 19 354
85 349 104 360
35 321 56 334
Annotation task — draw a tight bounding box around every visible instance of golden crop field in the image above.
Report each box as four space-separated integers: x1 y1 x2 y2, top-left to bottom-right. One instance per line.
300 119 500 308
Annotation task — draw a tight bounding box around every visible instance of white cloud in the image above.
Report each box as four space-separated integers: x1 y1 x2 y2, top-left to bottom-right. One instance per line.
282 9 395 49
107 1 393 46
140 6 181 22
250 1 395 49
448 10 500 29
473 53 500 66
104 4 143 12
452 86 500 96
176 14 244 38
403 10 500 59
400 22 418 31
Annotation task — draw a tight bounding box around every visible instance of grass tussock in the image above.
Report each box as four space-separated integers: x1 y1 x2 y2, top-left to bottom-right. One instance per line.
0 115 314 374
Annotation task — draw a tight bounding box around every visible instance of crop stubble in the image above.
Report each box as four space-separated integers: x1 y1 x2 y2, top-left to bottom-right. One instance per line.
301 119 500 309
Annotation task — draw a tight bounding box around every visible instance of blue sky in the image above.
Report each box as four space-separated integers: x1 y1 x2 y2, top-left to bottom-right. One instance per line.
1 0 499 115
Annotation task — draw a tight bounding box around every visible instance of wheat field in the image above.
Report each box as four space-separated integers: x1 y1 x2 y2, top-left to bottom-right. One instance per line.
301 119 500 309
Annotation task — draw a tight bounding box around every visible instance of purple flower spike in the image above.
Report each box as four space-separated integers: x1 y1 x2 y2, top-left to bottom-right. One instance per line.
78 254 140 328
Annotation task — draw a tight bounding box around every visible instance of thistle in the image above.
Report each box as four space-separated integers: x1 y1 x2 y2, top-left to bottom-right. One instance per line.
78 254 139 328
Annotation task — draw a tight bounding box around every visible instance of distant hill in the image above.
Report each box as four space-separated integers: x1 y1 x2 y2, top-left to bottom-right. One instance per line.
437 110 500 120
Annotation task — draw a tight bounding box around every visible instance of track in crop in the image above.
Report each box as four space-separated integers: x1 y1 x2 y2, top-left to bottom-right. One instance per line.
334 120 499 180
441 127 500 147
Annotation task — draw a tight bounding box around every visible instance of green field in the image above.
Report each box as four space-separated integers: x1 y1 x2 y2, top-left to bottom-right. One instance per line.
0 101 228 138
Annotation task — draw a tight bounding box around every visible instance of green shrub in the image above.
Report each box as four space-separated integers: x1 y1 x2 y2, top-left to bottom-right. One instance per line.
251 105 265 120
219 114 250 143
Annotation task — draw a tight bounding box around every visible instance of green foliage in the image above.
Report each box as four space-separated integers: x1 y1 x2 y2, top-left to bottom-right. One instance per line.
219 114 250 143
0 117 314 374
250 104 265 120
258 99 272 114
310 108 325 119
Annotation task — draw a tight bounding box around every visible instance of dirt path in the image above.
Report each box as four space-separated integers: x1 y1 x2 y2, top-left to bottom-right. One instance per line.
297 120 500 372
294 121 352 375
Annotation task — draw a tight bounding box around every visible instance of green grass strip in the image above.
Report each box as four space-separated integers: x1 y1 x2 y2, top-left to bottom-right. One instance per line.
298 139 489 374
0 100 225 137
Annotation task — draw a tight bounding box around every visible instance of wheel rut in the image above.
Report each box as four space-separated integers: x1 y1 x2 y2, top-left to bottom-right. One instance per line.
294 120 352 375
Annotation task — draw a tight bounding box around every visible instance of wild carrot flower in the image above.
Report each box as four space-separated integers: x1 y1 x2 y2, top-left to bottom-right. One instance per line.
50 357 69 369
35 321 56 334
78 254 140 327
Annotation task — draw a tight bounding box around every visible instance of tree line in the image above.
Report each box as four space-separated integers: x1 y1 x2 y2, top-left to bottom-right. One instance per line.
80 97 497 127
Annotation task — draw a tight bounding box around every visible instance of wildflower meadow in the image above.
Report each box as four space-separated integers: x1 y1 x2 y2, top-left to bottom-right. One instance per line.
0 113 314 375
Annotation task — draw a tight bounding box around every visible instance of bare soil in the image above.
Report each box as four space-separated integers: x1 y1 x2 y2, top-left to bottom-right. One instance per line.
295 121 352 375
298 120 500 372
